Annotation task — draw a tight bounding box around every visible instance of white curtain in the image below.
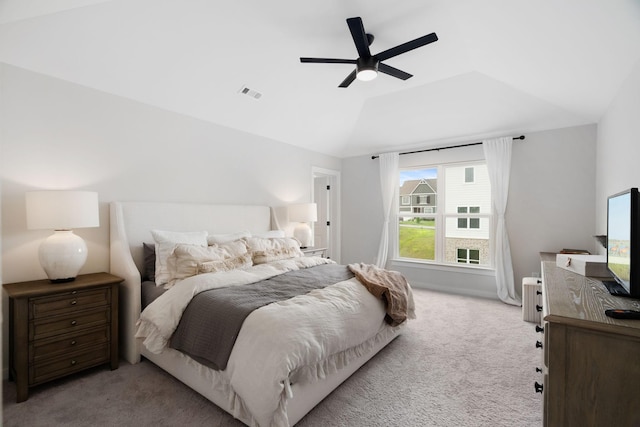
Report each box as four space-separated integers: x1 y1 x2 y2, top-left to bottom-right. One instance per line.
376 152 399 268
483 137 521 306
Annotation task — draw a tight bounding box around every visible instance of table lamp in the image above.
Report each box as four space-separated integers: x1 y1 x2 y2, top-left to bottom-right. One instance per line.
289 203 317 248
26 191 99 282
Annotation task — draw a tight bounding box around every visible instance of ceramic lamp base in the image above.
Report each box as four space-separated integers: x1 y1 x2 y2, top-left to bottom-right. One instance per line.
293 223 312 248
39 230 88 282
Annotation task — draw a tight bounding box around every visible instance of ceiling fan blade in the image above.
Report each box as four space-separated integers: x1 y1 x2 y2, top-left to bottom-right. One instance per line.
300 57 357 64
378 63 413 80
338 70 357 88
376 32 438 62
346 17 371 58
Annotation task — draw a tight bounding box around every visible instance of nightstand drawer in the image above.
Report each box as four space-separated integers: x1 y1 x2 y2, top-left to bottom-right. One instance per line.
30 288 110 319
301 247 327 258
30 344 110 385
31 327 109 362
30 308 110 341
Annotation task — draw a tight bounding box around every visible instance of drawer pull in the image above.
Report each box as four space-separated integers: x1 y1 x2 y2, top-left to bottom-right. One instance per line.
536 367 542 373
536 290 542 295
534 382 543 393
70 360 77 366
536 341 543 349
536 305 543 312
71 320 77 326
70 300 77 305
536 325 544 333
70 340 77 346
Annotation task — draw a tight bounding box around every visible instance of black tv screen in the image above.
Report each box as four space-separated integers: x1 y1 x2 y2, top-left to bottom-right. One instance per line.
605 187 640 298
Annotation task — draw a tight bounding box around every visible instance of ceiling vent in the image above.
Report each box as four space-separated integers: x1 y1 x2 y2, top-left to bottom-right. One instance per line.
238 86 262 100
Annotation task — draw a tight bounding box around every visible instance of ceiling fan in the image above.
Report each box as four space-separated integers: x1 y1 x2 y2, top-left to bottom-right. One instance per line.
300 17 438 88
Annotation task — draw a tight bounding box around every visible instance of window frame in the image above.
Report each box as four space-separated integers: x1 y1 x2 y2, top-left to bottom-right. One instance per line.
396 160 493 269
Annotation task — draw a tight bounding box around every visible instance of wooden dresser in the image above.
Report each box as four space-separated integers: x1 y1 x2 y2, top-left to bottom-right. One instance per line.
4 272 121 402
539 258 640 426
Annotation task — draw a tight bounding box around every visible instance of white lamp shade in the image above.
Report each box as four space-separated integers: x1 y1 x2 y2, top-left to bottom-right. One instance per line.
26 191 99 230
289 203 318 223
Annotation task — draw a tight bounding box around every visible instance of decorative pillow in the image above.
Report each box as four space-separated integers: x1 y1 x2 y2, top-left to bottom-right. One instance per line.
206 230 251 245
143 242 156 282
166 240 252 288
151 230 208 287
252 230 286 239
245 236 303 265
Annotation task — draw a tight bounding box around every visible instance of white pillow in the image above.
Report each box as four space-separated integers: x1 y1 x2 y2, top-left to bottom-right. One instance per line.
151 229 208 287
207 230 251 245
245 236 303 265
166 240 252 288
252 230 286 239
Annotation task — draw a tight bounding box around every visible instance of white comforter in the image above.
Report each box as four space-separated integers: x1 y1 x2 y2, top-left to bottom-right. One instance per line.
136 257 414 427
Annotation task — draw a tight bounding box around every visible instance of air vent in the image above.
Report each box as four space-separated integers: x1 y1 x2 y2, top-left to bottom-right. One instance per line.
238 85 262 100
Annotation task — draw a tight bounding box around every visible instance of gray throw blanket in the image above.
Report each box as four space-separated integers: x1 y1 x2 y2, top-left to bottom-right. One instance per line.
170 263 354 371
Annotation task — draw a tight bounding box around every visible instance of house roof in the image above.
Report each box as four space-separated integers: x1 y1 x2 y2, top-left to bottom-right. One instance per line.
400 179 437 196
1 1 639 158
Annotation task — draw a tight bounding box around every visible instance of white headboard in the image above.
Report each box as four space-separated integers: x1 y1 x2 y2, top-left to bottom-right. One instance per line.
110 201 273 363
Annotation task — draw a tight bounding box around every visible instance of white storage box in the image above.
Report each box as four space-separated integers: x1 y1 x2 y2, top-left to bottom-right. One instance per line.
522 277 542 323
556 254 610 277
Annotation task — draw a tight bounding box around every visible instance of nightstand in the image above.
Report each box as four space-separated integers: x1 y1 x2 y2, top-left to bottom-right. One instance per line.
3 272 121 402
301 247 327 258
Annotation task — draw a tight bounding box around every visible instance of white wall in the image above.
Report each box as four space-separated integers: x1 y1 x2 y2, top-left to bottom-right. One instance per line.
0 64 340 284
0 64 340 373
595 60 640 240
341 124 597 299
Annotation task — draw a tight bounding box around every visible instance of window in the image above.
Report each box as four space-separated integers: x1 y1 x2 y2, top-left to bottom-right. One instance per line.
457 248 480 264
398 162 491 267
417 196 428 205
401 196 410 205
457 206 480 229
465 167 474 183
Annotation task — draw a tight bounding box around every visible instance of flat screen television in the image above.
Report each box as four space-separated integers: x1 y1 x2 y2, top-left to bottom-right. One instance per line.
603 187 640 298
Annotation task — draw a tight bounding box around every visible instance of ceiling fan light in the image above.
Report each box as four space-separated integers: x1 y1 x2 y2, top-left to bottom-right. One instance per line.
356 57 379 82
357 68 377 81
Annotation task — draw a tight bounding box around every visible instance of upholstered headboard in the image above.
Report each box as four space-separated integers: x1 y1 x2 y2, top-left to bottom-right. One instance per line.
109 201 273 363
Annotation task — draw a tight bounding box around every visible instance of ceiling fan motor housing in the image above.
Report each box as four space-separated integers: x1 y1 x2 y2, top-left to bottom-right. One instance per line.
356 56 378 81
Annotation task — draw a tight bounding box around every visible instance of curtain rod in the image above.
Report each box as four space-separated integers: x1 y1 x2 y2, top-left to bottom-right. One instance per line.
371 135 525 160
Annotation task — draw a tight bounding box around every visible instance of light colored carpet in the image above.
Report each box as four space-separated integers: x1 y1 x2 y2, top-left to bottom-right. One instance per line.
3 288 542 426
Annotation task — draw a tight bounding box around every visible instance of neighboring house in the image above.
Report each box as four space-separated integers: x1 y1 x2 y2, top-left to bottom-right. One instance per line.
399 179 437 214
444 164 491 265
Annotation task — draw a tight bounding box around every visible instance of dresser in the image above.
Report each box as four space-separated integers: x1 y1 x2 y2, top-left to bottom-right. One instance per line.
539 257 640 426
4 272 121 402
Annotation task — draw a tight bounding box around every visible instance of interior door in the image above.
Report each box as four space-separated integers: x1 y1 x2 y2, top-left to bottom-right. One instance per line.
313 168 340 261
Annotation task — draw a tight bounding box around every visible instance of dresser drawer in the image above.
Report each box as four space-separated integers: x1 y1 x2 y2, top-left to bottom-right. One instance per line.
31 327 110 363
30 344 110 385
30 308 110 341
30 288 110 319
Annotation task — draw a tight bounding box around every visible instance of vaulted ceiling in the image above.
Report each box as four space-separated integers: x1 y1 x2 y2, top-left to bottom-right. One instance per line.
2 0 639 158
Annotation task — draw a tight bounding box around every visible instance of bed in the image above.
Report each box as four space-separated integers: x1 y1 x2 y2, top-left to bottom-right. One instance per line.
109 201 413 426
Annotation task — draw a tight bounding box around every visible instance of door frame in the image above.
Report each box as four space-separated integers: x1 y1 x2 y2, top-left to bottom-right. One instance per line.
312 166 341 263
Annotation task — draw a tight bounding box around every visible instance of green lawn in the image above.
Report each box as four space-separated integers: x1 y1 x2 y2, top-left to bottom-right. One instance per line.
399 225 435 260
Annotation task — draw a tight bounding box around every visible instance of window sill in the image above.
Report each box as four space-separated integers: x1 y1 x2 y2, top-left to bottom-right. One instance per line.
391 258 495 276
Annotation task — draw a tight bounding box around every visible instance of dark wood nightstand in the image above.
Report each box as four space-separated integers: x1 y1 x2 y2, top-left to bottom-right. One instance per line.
301 247 327 258
3 272 121 402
